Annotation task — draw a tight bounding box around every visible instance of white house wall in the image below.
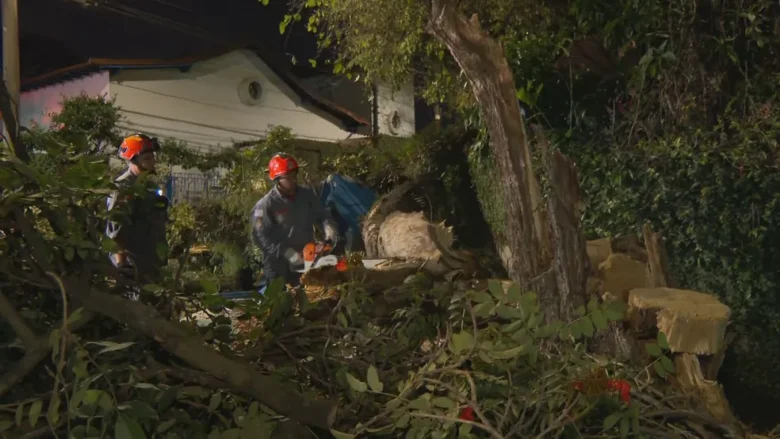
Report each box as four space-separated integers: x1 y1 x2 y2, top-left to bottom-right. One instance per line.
19 71 111 129
109 50 357 151
375 80 415 137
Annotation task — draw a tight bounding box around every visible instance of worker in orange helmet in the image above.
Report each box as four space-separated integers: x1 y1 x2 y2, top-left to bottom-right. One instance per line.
105 134 169 287
251 153 339 286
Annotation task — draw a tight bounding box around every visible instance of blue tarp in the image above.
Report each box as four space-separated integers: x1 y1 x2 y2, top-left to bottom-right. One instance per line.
318 173 377 245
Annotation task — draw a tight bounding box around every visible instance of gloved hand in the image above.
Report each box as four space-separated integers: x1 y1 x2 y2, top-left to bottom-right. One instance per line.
283 248 303 266
323 223 339 251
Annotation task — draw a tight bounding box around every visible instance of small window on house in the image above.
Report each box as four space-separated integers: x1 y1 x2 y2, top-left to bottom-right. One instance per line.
238 78 264 106
248 81 262 101
387 111 402 135
390 111 401 129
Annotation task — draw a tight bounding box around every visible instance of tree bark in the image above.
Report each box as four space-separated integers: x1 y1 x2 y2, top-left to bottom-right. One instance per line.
427 0 551 286
533 125 589 322
642 223 676 288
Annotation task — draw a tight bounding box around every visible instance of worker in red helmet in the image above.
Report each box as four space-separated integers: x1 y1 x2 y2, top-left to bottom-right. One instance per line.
251 153 339 286
105 134 169 286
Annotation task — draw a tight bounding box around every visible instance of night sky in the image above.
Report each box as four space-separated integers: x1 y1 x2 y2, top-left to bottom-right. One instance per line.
20 0 322 79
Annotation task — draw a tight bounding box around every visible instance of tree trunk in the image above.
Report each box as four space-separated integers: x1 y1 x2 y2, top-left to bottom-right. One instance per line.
533 125 589 322
427 0 551 287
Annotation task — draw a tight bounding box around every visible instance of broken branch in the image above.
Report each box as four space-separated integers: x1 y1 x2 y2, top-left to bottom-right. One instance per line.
0 291 38 346
69 282 338 430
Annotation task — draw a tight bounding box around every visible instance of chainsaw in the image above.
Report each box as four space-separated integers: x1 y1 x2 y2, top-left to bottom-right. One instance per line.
294 241 389 273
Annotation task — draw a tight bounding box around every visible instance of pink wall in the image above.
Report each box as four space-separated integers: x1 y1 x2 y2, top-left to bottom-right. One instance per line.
20 71 110 129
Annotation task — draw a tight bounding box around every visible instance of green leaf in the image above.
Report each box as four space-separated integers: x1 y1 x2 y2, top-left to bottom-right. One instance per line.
367 365 384 393
487 279 504 300
67 308 85 325
308 59 317 68
142 284 163 293
661 355 676 373
656 332 670 350
115 414 147 439
220 429 241 439
587 298 600 312
395 413 410 428
558 325 572 340
581 316 595 338
208 393 222 412
450 330 475 354
645 343 663 357
591 309 608 330
619 417 630 438
573 305 587 317
330 430 355 439
345 373 368 393
15 403 24 426
603 412 622 430
432 397 454 409
604 301 628 321
260 0 269 5
505 283 522 303
156 419 177 433
88 341 136 356
459 423 473 437
472 301 494 317
470 290 493 303
500 317 526 333
490 344 530 360
200 278 219 295
653 361 668 378
407 395 431 411
519 292 538 316
496 304 523 320
64 246 75 261
119 401 157 420
28 400 43 428
526 312 542 329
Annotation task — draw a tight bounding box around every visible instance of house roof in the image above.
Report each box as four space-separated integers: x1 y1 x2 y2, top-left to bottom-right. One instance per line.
21 45 370 133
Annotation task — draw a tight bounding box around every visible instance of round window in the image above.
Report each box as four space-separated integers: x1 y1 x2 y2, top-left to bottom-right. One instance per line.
390 111 401 129
248 81 262 101
238 78 264 106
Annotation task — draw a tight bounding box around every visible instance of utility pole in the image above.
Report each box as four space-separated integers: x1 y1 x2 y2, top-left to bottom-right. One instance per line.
2 0 20 139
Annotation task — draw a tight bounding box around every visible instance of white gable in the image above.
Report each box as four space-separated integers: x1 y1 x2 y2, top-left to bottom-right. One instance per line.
109 50 359 150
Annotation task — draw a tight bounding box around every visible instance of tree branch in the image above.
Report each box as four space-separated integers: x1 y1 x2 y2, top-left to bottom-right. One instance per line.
67 279 338 430
0 291 38 346
0 309 94 399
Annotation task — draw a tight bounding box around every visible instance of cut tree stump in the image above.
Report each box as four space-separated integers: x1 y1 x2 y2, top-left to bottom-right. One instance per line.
586 238 613 272
599 253 649 303
642 223 676 288
627 288 730 355
674 353 735 423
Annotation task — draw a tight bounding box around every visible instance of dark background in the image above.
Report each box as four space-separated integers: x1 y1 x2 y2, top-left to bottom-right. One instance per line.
20 0 323 79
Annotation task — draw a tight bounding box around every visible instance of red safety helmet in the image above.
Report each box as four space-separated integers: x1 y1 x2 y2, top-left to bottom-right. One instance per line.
268 153 299 180
118 134 160 161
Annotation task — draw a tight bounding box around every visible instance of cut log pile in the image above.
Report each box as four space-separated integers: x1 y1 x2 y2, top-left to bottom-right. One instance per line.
588 225 736 423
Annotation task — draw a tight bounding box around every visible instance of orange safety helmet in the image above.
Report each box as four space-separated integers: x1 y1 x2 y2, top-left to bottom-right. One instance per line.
118 134 160 161
268 153 299 180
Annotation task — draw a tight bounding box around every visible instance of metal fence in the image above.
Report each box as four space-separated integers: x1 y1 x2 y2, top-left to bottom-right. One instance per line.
165 172 225 205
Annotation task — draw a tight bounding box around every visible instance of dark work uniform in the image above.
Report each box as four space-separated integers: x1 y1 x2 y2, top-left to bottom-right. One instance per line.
105 170 169 283
250 185 337 285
